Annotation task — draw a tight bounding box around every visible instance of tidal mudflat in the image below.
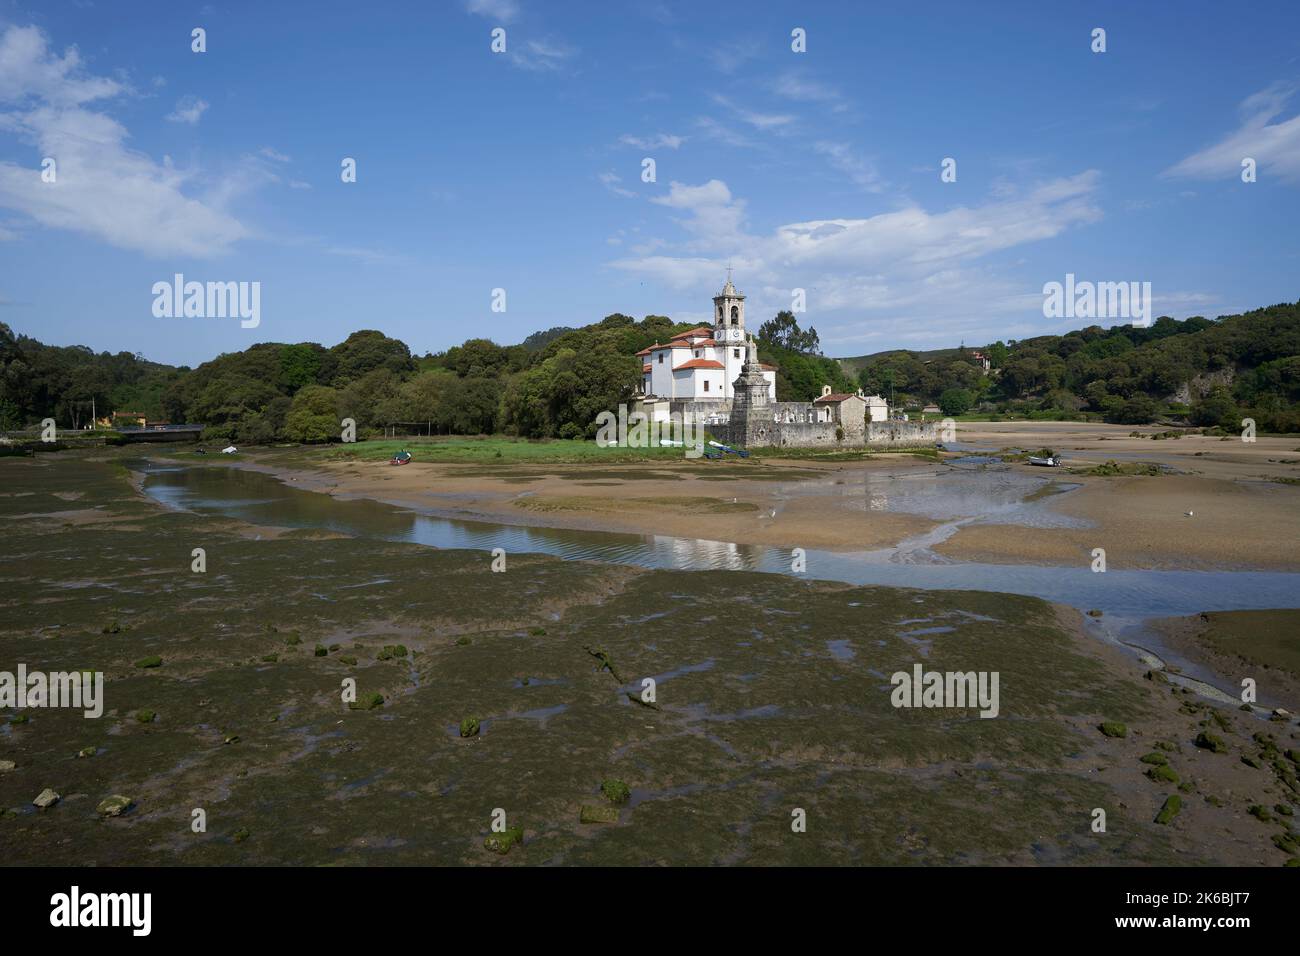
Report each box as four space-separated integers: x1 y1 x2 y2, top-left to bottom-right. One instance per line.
1 451 1298 865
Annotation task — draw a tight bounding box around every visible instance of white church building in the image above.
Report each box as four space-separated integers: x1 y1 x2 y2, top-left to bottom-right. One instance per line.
636 276 777 404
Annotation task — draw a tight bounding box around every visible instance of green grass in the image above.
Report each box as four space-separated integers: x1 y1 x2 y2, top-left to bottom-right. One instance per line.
298 436 701 465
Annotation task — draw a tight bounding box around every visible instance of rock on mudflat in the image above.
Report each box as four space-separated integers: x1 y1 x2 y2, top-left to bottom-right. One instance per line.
580 804 620 824
0 760 17 773
96 795 132 817
33 788 60 809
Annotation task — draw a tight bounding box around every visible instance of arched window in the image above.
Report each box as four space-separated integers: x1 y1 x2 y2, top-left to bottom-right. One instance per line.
717 306 723 321
730 305 739 325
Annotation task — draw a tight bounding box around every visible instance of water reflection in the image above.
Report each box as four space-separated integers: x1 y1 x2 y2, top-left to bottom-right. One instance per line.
136 460 1300 621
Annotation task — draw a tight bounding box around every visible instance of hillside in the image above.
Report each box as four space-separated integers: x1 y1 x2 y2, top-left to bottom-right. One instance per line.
2 300 1297 441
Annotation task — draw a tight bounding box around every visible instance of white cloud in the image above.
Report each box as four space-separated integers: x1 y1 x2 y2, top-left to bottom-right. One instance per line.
711 94 794 131
1164 82 1300 183
612 173 1105 348
0 24 249 257
813 141 884 192
599 171 635 199
465 0 520 23
771 72 846 111
618 132 684 150
165 94 208 125
259 146 291 163
508 37 576 72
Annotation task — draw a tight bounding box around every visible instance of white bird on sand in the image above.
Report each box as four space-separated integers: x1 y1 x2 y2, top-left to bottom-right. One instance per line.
769 508 777 518
1184 511 1194 517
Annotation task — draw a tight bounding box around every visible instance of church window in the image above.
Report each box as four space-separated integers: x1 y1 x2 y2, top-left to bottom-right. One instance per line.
703 380 710 392
657 353 663 363
730 305 739 324
733 349 739 359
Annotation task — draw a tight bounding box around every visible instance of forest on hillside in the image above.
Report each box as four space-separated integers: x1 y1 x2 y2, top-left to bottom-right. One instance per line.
1 301 1297 441
852 302 1300 432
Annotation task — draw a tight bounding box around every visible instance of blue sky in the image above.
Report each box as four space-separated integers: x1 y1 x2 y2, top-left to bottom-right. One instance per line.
1 0 1298 366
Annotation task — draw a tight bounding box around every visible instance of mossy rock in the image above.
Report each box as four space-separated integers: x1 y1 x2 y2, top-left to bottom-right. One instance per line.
283 634 302 646
1194 731 1227 754
1275 804 1294 817
338 655 357 666
580 804 620 825
101 621 124 634
233 827 251 844
348 692 384 712
135 709 156 723
96 794 132 817
260 653 278 663
377 644 409 660
1143 669 1169 684
455 636 472 646
1145 764 1178 784
1098 721 1128 738
1086 609 1103 618
313 645 328 657
1209 710 1233 731
1139 752 1168 765
483 825 523 854
133 655 162 669
1241 754 1265 770
600 779 631 804
1285 749 1300 765
1272 832 1300 854
1154 795 1182 825
1286 858 1300 867
10 714 29 725
459 717 480 738
528 627 547 636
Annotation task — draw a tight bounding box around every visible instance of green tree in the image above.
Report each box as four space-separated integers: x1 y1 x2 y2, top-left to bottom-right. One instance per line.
285 385 340 442
938 388 973 416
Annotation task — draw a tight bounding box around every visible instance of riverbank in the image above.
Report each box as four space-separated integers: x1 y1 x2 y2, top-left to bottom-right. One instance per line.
237 421 1300 572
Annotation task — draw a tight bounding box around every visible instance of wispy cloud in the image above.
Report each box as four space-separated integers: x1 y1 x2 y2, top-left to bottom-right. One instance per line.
711 93 794 131
508 36 577 72
165 94 208 125
771 71 847 112
465 0 520 24
618 132 684 150
599 171 635 199
814 141 885 192
1164 81 1300 183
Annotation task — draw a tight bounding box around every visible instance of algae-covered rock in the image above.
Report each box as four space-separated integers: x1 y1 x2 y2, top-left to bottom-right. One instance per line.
459 717 480 738
1195 731 1227 753
338 656 357 666
33 788 59 809
1154 795 1181 825
136 709 156 723
1139 752 1168 765
600 779 631 804
10 714 28 725
313 644 328 657
233 827 251 843
1275 804 1294 817
134 655 162 669
283 633 302 646
260 653 278 663
483 825 523 854
1146 764 1178 784
348 692 384 711
1098 721 1128 738
96 794 132 817
377 644 409 660
1273 832 1299 854
76 747 94 759
102 621 124 634
455 636 472 646
1248 804 1272 822
1241 754 1264 769
528 627 547 636
0 760 16 772
580 804 620 824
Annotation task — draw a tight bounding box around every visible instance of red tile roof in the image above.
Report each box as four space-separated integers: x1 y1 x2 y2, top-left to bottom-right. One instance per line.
674 358 725 371
814 393 860 403
670 326 714 340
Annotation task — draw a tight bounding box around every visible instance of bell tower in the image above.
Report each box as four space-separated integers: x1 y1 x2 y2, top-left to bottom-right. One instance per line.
712 268 745 343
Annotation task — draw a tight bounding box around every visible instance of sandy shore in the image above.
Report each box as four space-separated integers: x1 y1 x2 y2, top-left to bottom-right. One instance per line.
251 422 1300 572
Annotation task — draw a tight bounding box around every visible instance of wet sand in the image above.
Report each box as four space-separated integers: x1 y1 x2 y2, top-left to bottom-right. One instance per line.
254 421 1300 572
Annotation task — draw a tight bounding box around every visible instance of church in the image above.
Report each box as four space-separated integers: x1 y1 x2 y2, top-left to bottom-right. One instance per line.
631 274 935 450
636 274 777 405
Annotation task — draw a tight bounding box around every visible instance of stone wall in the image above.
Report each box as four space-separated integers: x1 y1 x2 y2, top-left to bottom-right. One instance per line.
711 405 937 449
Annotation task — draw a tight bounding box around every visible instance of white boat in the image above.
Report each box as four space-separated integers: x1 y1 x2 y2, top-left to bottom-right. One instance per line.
221 445 238 454
1027 455 1058 467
